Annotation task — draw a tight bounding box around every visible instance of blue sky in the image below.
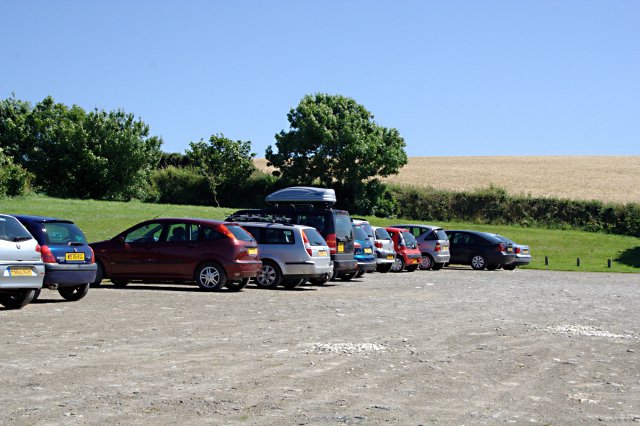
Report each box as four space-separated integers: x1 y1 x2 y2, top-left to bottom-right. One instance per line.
2 0 639 157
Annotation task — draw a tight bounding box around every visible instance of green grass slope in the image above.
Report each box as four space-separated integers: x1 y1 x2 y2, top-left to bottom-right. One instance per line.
1 195 638 273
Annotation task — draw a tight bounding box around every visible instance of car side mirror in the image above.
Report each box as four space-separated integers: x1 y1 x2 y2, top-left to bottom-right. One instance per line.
118 236 125 244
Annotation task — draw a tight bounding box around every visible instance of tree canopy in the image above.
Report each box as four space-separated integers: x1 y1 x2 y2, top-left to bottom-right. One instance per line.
265 93 407 213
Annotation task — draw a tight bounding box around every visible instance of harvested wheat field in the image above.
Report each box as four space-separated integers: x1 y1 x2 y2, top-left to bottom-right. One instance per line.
255 156 640 204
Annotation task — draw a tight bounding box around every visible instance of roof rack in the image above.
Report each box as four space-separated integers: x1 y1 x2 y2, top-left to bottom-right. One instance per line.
226 212 294 226
266 186 337 207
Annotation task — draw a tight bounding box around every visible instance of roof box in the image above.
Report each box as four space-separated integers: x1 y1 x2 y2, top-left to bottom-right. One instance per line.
266 186 336 206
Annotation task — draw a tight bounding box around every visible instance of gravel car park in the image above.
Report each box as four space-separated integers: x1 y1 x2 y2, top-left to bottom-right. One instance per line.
2 269 637 424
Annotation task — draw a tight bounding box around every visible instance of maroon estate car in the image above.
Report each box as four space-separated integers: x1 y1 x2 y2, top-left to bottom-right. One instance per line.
90 218 261 291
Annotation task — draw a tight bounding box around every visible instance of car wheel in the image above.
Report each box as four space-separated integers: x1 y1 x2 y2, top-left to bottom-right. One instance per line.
0 289 36 309
471 254 487 270
419 254 434 270
338 271 357 281
405 265 418 272
376 263 392 273
225 278 249 291
255 261 282 289
91 263 104 287
282 278 305 289
432 263 444 270
32 288 41 301
58 283 90 301
502 265 517 271
391 256 405 272
196 262 227 291
309 273 330 285
354 270 364 278
110 279 130 287
486 264 499 271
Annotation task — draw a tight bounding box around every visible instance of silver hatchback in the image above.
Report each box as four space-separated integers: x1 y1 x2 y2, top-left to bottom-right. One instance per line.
390 224 450 270
0 214 45 309
241 223 333 289
370 226 396 273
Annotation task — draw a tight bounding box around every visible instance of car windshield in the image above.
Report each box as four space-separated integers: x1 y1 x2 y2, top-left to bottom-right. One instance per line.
375 227 392 240
226 225 255 242
402 231 418 248
0 216 33 242
302 228 327 246
433 229 448 240
352 225 368 241
334 212 353 240
42 222 87 245
360 223 374 238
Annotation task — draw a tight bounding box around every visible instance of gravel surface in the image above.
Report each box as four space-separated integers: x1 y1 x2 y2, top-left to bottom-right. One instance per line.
1 268 639 425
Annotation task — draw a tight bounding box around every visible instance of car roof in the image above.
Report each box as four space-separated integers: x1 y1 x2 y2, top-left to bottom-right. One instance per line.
237 221 310 231
386 226 412 233
11 214 74 224
392 223 442 230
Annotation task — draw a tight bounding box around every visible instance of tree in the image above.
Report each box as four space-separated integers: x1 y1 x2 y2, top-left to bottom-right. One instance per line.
0 95 162 200
0 147 31 196
186 134 256 206
265 93 407 214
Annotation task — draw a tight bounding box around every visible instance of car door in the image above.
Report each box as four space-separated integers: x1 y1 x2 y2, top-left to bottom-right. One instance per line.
106 221 166 278
447 231 467 263
151 222 203 279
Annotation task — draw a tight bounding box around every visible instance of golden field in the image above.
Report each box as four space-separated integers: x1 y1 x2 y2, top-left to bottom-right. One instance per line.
255 156 640 205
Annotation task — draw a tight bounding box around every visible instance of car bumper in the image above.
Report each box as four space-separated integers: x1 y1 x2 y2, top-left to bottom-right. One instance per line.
431 252 451 264
375 249 395 265
332 257 358 274
356 259 377 273
44 263 98 287
283 260 333 278
225 260 262 279
0 263 45 289
513 255 532 266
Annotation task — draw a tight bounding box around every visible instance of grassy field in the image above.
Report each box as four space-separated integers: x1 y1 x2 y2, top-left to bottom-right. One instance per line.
1 195 638 273
256 156 640 204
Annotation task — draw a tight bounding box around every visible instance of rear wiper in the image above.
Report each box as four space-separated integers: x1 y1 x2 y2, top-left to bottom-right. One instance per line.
12 236 32 242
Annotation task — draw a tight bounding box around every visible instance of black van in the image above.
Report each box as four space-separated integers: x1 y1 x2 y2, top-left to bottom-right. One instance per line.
228 187 358 283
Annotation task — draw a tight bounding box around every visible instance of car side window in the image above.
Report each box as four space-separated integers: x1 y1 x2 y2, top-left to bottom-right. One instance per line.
124 223 164 243
450 233 463 245
167 223 198 242
410 228 422 238
243 227 263 244
265 229 295 244
202 227 224 241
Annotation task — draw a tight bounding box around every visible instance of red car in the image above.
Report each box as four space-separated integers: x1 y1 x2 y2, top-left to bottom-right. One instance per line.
385 227 422 272
90 218 261 291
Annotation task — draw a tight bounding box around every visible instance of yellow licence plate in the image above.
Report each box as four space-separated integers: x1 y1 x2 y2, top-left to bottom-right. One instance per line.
247 247 258 255
9 267 33 276
318 250 328 257
337 243 344 253
387 255 394 260
364 248 372 254
66 252 85 261
412 259 418 264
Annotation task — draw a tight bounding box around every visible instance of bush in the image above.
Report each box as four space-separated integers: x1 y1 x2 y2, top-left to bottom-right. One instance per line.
0 149 31 196
150 166 212 206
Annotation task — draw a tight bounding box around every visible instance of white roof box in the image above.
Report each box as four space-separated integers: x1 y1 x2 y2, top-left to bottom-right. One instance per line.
266 186 336 206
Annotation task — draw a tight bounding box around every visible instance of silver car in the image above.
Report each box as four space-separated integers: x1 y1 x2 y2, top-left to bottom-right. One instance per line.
240 223 333 289
0 214 45 309
390 224 450 270
370 226 396 273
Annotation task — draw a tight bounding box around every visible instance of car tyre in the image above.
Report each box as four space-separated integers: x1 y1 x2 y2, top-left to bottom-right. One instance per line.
432 263 444 270
470 254 487 270
196 262 227 291
110 279 130 287
419 254 434 270
255 260 282 289
0 289 36 309
405 265 418 272
309 273 330 285
391 256 405 272
502 265 517 271
338 271 357 281
486 264 499 271
58 283 90 301
91 263 104 287
225 278 249 291
376 263 393 273
282 278 305 289
32 288 41 301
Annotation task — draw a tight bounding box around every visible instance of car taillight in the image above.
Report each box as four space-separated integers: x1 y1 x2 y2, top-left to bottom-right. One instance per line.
515 246 521 254
354 241 362 249
375 241 383 248
35 244 41 253
89 246 95 264
41 245 57 263
302 230 313 257
219 225 237 240
326 233 337 254
435 242 441 252
497 243 505 252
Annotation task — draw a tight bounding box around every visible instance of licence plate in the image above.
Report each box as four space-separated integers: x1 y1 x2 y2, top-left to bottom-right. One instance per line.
411 259 418 264
318 250 328 257
8 266 33 276
364 248 372 254
523 249 529 255
337 243 344 253
386 255 394 260
247 247 258 255
66 252 85 261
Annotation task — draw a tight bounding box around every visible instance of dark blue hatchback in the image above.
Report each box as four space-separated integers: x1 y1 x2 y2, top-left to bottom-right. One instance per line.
13 215 96 301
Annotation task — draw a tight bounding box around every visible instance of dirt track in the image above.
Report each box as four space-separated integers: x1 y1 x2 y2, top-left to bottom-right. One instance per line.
1 269 639 425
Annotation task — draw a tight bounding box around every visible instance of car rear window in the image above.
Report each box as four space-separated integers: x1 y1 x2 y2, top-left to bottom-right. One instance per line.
0 216 33 242
374 227 392 240
226 225 255 242
296 214 327 234
352 226 368 241
334 212 353 240
360 223 374 238
433 229 448 240
42 222 87 245
302 228 327 246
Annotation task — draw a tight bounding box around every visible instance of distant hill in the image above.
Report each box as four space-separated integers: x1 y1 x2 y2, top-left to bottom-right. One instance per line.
254 156 640 205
